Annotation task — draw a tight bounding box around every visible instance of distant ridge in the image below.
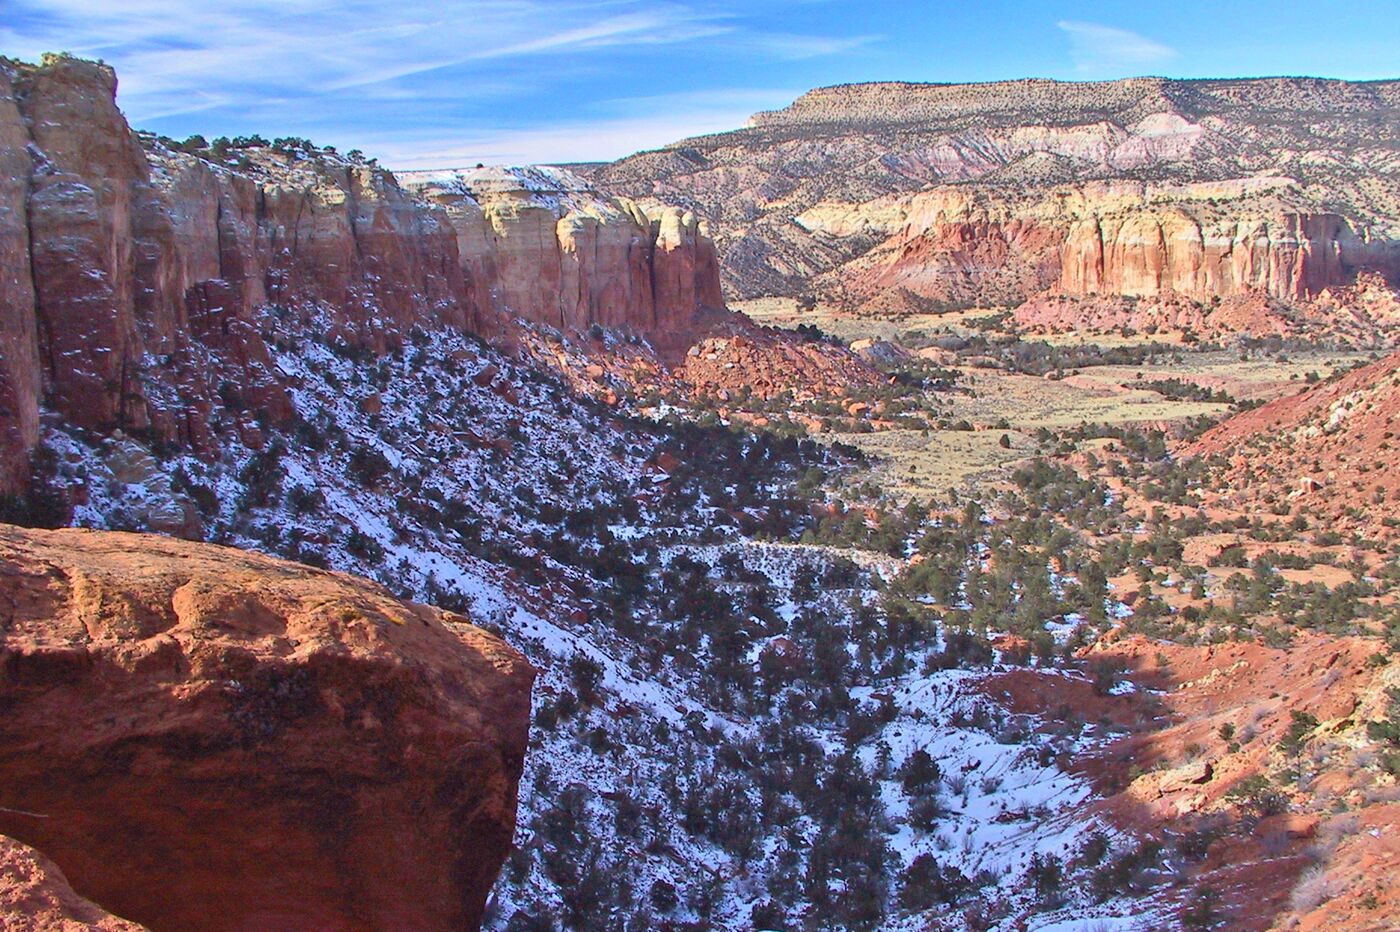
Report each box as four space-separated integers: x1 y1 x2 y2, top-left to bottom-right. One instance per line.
593 74 1400 310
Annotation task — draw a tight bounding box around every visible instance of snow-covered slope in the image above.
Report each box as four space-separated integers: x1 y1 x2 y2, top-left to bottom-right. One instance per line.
34 306 1169 930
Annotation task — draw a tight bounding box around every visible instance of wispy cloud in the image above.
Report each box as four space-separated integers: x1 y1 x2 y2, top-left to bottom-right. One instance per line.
4 2 708 101
737 32 882 61
1057 20 1177 75
466 12 731 61
0 1 878 164
363 89 801 167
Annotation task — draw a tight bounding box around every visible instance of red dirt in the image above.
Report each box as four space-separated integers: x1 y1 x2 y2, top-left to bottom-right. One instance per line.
1181 350 1400 542
1071 632 1397 930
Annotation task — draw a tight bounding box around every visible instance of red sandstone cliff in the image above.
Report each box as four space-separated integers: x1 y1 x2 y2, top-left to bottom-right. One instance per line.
0 523 534 930
402 166 723 354
0 54 727 493
797 180 1400 319
0 66 40 494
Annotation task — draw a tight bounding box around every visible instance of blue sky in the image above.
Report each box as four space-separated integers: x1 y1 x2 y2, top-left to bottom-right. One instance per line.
3 1 1398 168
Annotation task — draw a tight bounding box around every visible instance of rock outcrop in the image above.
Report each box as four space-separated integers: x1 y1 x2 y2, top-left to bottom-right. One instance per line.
0 54 726 493
0 835 144 931
400 166 723 354
0 67 39 494
677 324 884 402
799 180 1400 314
592 76 1400 318
0 524 534 930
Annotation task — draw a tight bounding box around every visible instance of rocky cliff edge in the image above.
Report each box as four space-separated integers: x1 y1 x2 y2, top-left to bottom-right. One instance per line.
0 523 534 930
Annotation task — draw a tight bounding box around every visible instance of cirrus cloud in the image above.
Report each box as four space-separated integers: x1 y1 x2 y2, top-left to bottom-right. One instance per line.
0 0 877 164
1057 20 1178 75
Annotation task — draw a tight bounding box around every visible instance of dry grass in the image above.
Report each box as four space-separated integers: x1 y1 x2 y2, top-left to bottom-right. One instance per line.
740 297 1377 499
1289 865 1341 914
733 296 964 343
823 426 1029 497
950 368 1231 429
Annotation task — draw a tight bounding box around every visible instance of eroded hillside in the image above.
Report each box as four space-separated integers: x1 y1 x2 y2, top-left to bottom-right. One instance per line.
0 53 876 499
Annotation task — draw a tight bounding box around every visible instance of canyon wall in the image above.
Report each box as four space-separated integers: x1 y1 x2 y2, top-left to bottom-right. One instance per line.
0 524 534 930
401 166 723 353
0 55 724 493
797 181 1400 312
0 67 38 495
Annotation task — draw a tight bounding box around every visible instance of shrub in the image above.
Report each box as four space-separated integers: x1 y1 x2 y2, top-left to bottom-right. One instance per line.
1027 852 1063 906
1279 710 1319 755
0 448 71 528
1182 886 1222 929
348 446 392 487
649 879 678 912
1226 774 1287 819
1290 866 1339 914
345 528 384 564
900 749 942 794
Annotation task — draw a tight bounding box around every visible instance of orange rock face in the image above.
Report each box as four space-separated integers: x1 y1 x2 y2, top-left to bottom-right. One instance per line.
820 183 1400 324
0 524 534 931
399 168 727 359
0 835 145 931
0 54 467 463
0 68 39 494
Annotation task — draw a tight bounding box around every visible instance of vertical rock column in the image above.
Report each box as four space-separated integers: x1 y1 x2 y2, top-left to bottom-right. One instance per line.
0 68 39 494
14 56 153 434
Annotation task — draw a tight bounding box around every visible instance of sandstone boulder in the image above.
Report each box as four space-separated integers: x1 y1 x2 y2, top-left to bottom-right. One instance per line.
0 525 534 931
0 835 145 931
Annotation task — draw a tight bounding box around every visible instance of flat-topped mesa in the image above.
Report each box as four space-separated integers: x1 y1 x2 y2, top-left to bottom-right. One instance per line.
747 77 1184 130
744 75 1400 132
0 54 727 493
398 166 723 352
596 73 1400 309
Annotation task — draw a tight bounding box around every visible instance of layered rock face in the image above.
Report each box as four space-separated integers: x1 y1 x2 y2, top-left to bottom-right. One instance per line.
0 524 534 930
0 55 724 493
0 68 40 494
798 180 1400 311
400 166 723 354
593 76 1400 313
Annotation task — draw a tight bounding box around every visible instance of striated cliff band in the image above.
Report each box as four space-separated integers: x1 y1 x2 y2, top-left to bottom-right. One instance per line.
592 76 1400 335
0 54 734 495
0 524 534 930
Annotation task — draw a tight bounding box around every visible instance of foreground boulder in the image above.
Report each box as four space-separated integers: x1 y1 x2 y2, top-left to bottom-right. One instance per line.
0 525 534 930
0 835 144 931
